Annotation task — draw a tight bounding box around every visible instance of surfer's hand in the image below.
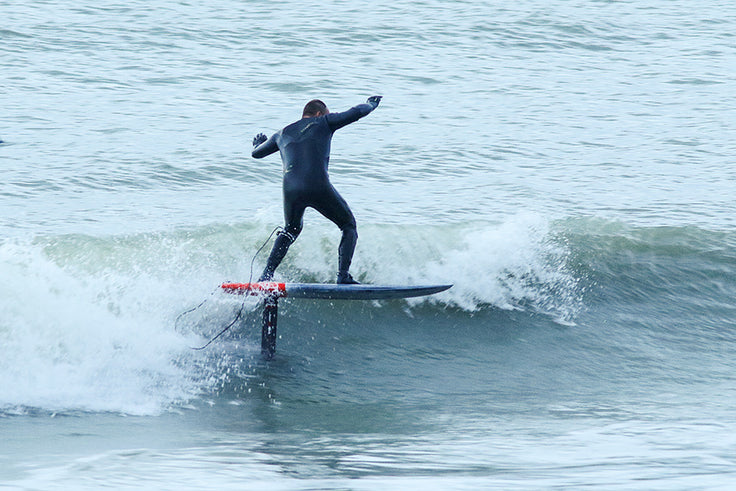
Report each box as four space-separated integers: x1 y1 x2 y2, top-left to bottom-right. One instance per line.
253 133 268 147
367 95 382 108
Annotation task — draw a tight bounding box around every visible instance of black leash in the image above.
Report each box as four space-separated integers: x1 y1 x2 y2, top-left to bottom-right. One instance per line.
175 227 283 350
190 304 247 351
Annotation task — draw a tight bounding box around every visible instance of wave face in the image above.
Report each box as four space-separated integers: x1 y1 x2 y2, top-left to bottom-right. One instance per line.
2 216 734 417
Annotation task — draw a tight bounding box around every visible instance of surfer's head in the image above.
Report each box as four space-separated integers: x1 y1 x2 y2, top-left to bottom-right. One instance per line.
302 99 329 118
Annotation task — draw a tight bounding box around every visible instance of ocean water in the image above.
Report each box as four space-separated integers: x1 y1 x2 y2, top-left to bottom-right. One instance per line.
1 0 735 488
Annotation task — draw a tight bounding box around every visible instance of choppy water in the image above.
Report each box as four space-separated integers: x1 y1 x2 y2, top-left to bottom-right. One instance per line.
2 0 735 489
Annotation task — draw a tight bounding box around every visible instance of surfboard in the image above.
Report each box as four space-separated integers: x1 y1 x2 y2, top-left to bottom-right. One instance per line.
221 282 452 300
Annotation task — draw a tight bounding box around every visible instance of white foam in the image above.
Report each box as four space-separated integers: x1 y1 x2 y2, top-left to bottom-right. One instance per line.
284 213 581 318
0 239 209 415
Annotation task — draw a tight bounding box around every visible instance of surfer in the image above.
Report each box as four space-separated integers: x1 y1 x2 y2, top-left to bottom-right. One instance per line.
252 96 382 284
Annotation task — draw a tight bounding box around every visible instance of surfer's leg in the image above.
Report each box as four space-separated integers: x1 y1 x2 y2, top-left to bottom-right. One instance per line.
258 230 297 282
311 186 359 284
336 226 359 284
259 193 305 282
336 219 358 284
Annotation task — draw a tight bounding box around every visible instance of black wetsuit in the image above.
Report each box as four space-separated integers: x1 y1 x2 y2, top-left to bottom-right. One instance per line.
252 100 378 282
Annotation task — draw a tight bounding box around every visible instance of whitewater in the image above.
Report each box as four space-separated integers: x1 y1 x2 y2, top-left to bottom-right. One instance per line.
2 0 735 489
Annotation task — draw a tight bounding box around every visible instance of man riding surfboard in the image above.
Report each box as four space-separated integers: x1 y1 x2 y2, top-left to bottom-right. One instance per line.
252 96 382 284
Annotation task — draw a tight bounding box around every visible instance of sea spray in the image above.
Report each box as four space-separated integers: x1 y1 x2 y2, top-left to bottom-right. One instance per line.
0 238 207 415
264 214 581 319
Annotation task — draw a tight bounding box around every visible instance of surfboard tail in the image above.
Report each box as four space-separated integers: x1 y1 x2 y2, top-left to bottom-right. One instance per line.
220 282 287 297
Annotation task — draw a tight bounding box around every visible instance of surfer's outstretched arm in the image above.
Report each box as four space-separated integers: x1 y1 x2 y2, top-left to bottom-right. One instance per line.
252 132 279 158
326 96 382 132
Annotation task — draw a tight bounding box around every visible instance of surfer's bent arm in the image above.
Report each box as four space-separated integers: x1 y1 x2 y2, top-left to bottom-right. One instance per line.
252 132 279 159
326 96 382 132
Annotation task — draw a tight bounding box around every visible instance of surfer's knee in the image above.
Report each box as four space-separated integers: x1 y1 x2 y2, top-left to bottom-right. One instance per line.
341 222 357 240
283 224 302 241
